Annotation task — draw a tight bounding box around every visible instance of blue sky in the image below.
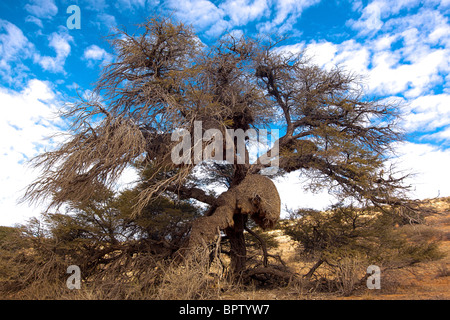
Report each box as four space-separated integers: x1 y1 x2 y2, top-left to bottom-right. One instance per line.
1 0 450 226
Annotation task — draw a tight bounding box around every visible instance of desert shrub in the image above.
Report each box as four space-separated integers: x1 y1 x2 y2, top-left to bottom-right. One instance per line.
0 186 204 299
327 254 367 296
0 221 71 299
155 247 229 300
436 262 450 278
283 204 445 295
0 226 31 295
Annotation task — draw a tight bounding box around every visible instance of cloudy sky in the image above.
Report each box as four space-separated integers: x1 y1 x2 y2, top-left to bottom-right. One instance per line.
1 0 449 226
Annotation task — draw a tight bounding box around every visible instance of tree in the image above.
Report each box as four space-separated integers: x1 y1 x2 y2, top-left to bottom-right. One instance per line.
23 17 415 276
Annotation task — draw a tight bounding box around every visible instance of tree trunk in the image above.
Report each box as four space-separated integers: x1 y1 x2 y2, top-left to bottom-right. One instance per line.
185 173 281 279
226 213 248 277
225 164 249 277
303 259 324 279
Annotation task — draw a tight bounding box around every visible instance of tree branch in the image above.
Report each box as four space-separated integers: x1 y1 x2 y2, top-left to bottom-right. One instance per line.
165 185 217 206
244 226 268 267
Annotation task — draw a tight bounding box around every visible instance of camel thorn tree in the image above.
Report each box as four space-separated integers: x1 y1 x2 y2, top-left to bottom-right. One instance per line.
23 16 417 276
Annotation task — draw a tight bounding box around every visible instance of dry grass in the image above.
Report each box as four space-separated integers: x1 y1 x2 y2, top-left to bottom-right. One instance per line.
2 198 449 300
155 249 231 300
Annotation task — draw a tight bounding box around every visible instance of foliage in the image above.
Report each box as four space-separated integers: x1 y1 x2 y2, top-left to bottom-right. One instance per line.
283 204 444 294
0 172 203 298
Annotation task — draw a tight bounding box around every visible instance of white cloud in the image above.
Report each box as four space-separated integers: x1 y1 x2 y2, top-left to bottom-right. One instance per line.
25 15 43 28
219 0 269 26
83 0 108 11
441 0 450 7
304 40 370 75
84 45 107 60
272 0 318 25
336 41 370 75
115 0 149 11
24 0 58 19
274 172 338 216
0 79 63 226
368 48 448 98
429 24 450 46
282 3 450 99
302 41 337 68
168 0 319 37
348 0 385 35
167 0 230 36
0 21 28 58
422 127 450 145
372 34 398 51
116 167 140 192
33 31 73 73
0 20 35 84
83 44 113 67
402 94 450 133
96 13 117 31
0 79 138 226
392 142 450 199
177 0 225 29
348 0 423 35
257 0 319 34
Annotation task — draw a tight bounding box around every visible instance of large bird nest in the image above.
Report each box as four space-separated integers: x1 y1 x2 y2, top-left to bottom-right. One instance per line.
188 174 281 248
